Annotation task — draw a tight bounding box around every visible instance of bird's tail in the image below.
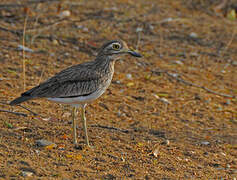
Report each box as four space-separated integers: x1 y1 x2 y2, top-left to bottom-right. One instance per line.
9 95 32 106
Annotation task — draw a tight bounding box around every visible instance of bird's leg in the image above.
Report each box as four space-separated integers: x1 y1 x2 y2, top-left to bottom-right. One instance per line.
81 106 89 146
72 107 77 145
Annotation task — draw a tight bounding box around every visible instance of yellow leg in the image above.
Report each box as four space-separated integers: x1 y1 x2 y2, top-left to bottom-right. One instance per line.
81 106 89 146
72 107 77 145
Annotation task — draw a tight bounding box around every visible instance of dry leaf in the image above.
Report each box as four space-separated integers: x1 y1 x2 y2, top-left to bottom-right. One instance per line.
45 143 57 150
227 9 236 21
126 82 134 87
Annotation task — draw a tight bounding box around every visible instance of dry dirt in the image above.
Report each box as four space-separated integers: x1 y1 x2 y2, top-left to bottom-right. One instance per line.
0 0 237 179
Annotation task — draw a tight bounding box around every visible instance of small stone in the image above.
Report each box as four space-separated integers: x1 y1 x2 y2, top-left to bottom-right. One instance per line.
59 10 71 18
200 141 210 145
117 110 121 117
136 27 143 32
190 52 199 57
76 25 89 32
153 148 159 157
52 39 59 45
112 80 120 84
165 139 170 145
189 32 198 38
161 139 170 145
21 171 33 177
36 139 56 147
163 17 173 23
17 45 34 53
62 112 71 118
159 98 171 105
126 73 132 79
64 52 70 57
149 25 154 30
173 60 183 65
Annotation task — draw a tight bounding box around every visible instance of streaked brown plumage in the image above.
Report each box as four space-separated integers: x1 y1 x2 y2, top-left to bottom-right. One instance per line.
10 40 142 146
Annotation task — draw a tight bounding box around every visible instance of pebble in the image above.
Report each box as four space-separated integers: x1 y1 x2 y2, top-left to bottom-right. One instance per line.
113 80 121 84
190 52 199 57
52 39 59 45
21 171 33 177
200 141 210 145
62 112 71 118
161 139 170 145
165 139 170 145
59 10 71 18
153 148 159 157
17 45 34 53
136 27 143 32
117 110 121 117
159 97 171 105
36 139 56 147
173 60 183 65
126 73 132 79
76 25 89 32
189 32 198 38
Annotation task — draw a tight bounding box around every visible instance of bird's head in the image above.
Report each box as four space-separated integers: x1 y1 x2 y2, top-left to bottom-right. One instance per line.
97 40 142 60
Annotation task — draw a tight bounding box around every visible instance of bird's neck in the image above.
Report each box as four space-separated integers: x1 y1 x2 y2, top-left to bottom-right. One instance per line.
94 55 115 75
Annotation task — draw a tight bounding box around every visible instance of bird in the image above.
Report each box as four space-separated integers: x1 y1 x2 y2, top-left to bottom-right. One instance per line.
10 40 142 146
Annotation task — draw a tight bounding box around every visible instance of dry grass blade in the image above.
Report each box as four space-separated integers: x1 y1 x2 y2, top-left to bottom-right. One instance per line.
0 109 27 117
152 69 235 98
90 124 130 133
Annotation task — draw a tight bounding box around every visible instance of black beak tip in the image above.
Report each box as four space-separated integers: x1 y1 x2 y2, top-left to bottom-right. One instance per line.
128 50 142 58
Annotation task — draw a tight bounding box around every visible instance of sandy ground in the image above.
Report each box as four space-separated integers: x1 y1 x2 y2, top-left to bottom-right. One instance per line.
0 0 236 179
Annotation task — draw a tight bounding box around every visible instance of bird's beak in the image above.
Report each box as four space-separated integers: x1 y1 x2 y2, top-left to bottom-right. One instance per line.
127 50 142 57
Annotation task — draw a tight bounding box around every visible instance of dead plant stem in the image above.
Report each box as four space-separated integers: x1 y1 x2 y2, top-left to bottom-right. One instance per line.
22 15 28 91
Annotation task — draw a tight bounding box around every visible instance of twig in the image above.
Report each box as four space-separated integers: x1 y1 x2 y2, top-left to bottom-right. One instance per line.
0 26 22 36
38 66 45 85
90 124 129 133
136 28 142 50
27 19 67 33
0 101 40 116
151 69 235 98
0 109 27 117
222 28 236 55
22 14 28 91
17 105 40 116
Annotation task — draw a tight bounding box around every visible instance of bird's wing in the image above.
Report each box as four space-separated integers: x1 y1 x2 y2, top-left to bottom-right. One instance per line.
22 62 103 98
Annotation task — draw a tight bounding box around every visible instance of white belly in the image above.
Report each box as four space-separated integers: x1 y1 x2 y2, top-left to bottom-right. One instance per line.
47 88 106 106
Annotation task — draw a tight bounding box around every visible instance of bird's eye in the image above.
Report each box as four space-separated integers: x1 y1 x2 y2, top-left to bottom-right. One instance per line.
112 43 121 50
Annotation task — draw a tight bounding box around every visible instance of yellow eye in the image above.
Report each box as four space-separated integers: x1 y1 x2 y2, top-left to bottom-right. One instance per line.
112 43 120 50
